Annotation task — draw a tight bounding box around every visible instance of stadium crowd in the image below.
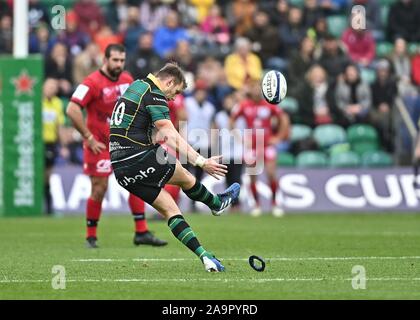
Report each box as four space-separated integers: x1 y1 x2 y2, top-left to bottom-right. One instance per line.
1 0 420 168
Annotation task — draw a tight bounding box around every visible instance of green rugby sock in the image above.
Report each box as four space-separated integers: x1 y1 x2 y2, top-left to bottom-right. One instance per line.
183 181 221 211
168 215 213 262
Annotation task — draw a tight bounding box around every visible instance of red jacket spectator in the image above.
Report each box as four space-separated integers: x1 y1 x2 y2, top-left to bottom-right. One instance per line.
412 53 420 86
341 28 376 67
73 0 105 37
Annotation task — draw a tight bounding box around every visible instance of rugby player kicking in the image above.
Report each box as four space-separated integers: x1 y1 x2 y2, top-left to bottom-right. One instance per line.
109 63 240 272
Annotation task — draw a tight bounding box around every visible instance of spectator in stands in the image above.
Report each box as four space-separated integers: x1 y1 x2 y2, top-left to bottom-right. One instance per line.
189 0 215 23
307 17 329 43
267 0 289 27
319 0 348 14
73 43 102 85
302 0 324 30
335 63 372 124
139 0 170 32
390 37 417 97
245 10 282 70
93 25 123 54
168 40 197 73
200 4 230 46
123 6 146 54
0 2 11 17
42 78 68 215
387 0 420 42
279 6 307 57
0 14 12 54
106 0 130 33
226 0 257 37
29 23 57 56
28 0 50 31
213 93 244 209
412 46 420 87
370 59 398 152
295 64 346 128
198 56 232 111
45 43 74 98
153 10 189 58
73 0 105 37
185 79 216 211
57 11 90 57
288 36 316 97
341 27 376 68
127 32 163 80
318 34 350 81
224 37 262 90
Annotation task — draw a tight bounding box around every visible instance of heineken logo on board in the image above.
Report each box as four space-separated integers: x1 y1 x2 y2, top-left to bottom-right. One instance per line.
11 70 37 96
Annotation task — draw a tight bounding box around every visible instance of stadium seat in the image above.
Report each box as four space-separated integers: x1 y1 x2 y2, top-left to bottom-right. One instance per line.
279 97 299 114
361 150 394 167
379 0 396 5
329 143 351 156
347 124 379 155
376 42 393 57
329 151 361 168
326 15 348 39
360 67 376 84
313 124 347 149
290 124 312 142
380 5 390 28
296 151 328 168
289 0 304 7
277 152 295 167
408 43 420 55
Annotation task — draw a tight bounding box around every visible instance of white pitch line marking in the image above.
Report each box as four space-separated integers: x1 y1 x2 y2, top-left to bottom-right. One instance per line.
1 278 420 284
71 256 420 263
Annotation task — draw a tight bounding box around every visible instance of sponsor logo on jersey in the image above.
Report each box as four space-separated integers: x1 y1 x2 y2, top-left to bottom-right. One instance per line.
72 84 89 100
118 167 156 186
96 159 112 173
153 97 167 103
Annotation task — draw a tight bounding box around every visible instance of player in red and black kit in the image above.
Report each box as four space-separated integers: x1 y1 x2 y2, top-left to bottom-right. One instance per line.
66 44 167 248
231 80 290 217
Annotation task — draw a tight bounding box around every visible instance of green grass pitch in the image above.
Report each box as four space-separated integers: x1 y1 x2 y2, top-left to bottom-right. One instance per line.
0 213 419 299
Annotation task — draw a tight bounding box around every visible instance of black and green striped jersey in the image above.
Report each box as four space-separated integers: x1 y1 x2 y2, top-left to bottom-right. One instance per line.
109 74 170 157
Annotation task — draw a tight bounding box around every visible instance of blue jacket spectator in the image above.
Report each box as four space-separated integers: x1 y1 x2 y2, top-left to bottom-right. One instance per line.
153 11 189 58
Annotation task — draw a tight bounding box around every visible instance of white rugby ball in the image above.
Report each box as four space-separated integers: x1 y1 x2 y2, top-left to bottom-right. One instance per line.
261 70 287 104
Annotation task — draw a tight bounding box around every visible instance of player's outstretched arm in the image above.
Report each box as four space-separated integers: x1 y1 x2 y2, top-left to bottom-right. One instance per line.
155 119 227 180
66 101 106 155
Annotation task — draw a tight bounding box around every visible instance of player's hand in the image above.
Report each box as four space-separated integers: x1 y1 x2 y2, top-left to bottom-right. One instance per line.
87 137 106 155
203 155 228 180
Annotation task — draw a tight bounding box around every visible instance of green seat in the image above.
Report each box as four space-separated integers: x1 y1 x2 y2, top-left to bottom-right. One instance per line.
360 67 376 84
290 124 312 142
277 152 295 167
380 5 390 28
327 15 348 39
289 0 304 7
313 124 347 149
352 141 379 155
379 0 396 5
279 97 299 114
376 42 393 57
329 143 351 156
296 151 328 168
408 43 420 55
330 151 361 168
362 150 394 167
347 124 379 156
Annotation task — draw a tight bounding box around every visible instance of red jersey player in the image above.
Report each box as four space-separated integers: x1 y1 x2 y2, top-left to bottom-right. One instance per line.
231 80 290 217
66 44 167 248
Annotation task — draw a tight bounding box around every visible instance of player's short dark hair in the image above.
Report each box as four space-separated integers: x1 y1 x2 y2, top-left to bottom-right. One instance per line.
155 63 187 89
105 44 126 58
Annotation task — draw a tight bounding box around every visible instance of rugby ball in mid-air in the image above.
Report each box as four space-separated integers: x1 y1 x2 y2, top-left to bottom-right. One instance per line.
261 70 287 105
